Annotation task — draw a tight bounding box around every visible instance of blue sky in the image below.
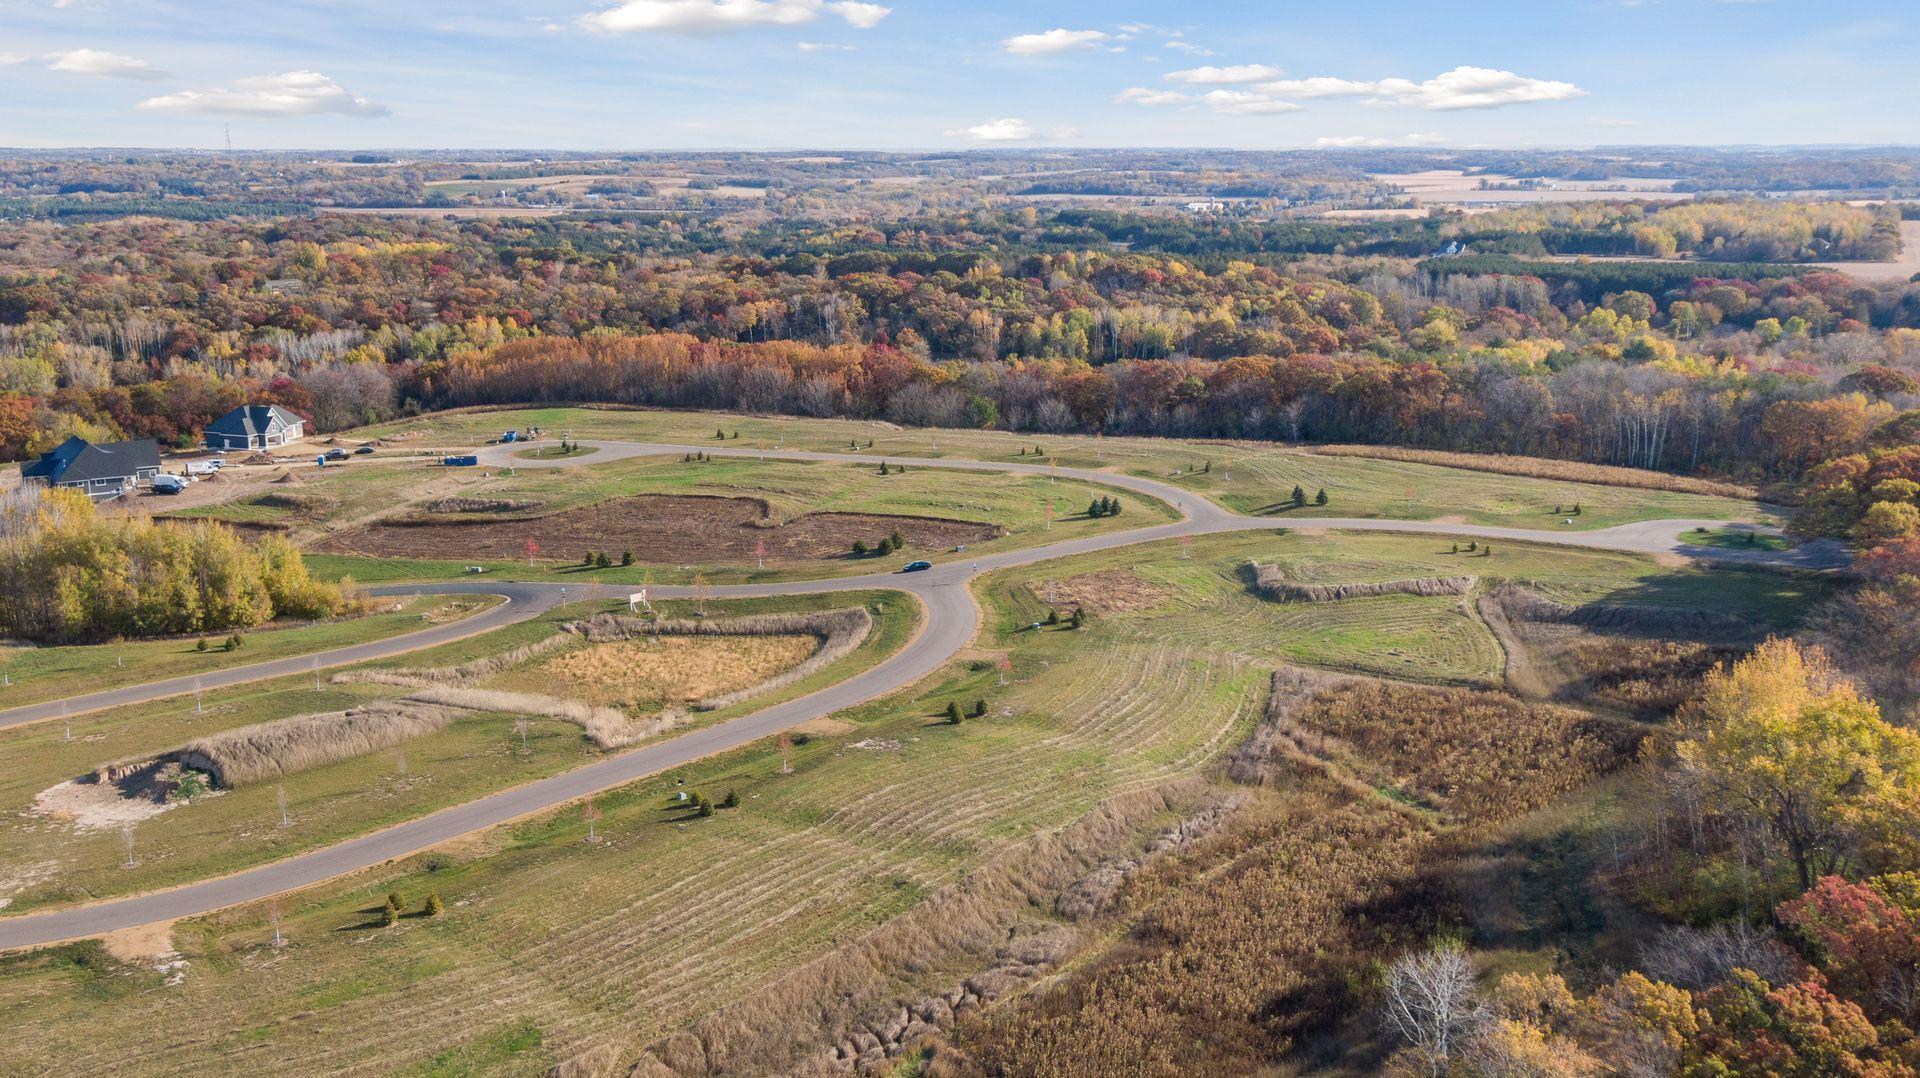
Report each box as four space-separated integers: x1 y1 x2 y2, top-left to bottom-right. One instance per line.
0 0 1914 150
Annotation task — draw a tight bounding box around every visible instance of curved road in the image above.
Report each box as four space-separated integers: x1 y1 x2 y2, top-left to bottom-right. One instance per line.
0 439 1845 950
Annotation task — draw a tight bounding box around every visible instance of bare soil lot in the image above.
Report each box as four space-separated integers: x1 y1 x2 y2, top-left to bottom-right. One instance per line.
314 493 1000 563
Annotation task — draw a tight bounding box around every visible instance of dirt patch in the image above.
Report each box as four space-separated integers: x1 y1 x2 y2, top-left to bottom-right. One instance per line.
102 921 177 965
1432 514 1469 525
1029 569 1171 614
32 761 204 832
793 717 855 737
316 494 1000 564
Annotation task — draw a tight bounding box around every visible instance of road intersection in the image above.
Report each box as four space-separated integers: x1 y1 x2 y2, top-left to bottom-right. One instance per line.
0 440 1844 951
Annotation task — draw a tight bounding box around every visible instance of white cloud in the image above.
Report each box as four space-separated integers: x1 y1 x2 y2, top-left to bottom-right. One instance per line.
951 117 1038 141
0 53 28 67
1202 90 1301 116
828 1 890 29
583 0 889 34
1251 76 1380 99
1237 66 1584 111
44 48 168 80
1595 117 1643 127
137 71 390 117
1002 28 1111 55
1315 132 1445 147
1165 64 1283 84
1163 41 1215 56
797 40 856 51
1114 86 1190 106
1370 67 1584 110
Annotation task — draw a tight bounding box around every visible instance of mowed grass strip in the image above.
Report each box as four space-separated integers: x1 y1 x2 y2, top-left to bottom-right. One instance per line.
0 592 917 913
0 595 499 711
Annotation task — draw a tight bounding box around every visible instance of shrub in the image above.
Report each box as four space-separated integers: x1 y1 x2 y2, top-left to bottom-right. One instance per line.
1069 607 1085 629
1292 485 1307 508
196 638 209 652
946 700 963 723
621 550 634 566
972 699 988 718
697 800 715 818
424 892 444 917
1045 609 1060 626
386 892 403 914
889 530 905 551
168 770 209 802
225 633 244 651
720 790 739 809
382 904 399 927
1315 488 1328 506
852 539 869 556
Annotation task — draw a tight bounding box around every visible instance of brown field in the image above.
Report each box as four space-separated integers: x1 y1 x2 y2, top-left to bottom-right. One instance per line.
314 493 999 563
1309 444 1760 499
956 676 1643 1075
496 635 819 711
1027 568 1172 614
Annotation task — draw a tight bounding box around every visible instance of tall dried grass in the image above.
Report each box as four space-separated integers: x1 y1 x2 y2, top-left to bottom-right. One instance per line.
337 633 576 689
1486 583 1754 638
572 607 872 711
398 685 646 750
1248 561 1476 603
1308 444 1759 499
167 701 460 787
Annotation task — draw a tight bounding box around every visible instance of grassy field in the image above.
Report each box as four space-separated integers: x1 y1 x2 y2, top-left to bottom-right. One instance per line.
1677 525 1793 551
0 596 498 712
0 591 919 914
174 453 1175 585
353 406 1777 531
0 528 1824 1075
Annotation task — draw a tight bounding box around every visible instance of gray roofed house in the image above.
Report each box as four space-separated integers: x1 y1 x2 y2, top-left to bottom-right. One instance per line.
20 437 162 499
204 404 306 451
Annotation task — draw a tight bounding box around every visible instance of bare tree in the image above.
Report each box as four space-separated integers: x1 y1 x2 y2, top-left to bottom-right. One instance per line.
1637 921 1798 991
1380 941 1481 1077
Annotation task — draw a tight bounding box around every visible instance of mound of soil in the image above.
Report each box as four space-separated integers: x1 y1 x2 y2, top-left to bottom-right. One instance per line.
316 494 1001 564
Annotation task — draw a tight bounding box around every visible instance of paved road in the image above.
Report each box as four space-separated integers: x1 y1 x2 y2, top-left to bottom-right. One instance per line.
0 584 571 733
0 439 1845 951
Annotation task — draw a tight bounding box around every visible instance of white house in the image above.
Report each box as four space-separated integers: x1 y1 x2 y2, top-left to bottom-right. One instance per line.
204 405 306 451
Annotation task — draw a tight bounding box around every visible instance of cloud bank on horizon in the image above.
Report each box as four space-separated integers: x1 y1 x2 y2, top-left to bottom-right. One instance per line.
0 0 1910 148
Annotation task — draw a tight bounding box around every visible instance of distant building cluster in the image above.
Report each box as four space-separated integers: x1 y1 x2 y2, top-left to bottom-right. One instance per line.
20 404 306 500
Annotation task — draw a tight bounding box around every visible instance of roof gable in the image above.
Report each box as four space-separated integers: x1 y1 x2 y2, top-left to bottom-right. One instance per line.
207 404 303 438
22 438 160 485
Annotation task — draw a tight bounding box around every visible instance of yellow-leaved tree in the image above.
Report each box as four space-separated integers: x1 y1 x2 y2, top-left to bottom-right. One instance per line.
1673 639 1920 891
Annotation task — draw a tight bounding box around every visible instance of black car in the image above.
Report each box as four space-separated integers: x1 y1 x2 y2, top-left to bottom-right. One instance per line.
901 560 933 572
353 445 375 455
